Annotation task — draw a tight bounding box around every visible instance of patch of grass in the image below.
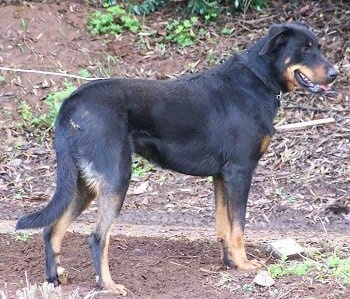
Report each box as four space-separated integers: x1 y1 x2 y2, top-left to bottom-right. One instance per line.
268 250 350 285
326 255 350 284
165 17 199 48
12 232 31 242
0 75 5 82
88 4 140 35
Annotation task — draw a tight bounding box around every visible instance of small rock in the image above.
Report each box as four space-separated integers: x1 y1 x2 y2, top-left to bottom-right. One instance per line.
253 271 275 287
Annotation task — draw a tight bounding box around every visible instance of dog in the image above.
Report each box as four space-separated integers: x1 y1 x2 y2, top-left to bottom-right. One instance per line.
16 22 338 295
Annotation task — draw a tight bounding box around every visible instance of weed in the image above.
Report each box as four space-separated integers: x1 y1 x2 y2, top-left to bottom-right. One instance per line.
326 255 350 284
165 17 199 48
36 82 76 129
0 75 5 82
12 232 31 242
19 82 76 130
268 251 350 284
131 155 154 181
206 49 220 65
274 187 283 197
187 0 221 21
20 18 29 32
221 27 234 35
127 0 167 15
18 100 35 126
77 69 92 78
88 4 140 35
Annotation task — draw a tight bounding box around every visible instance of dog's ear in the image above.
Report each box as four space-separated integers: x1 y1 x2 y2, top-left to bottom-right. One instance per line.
259 24 290 55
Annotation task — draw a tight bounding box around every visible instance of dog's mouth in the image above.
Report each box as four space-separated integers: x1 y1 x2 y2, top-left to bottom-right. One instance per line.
294 70 329 93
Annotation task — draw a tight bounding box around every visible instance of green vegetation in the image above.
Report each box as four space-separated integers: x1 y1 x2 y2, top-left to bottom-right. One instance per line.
221 26 234 35
19 82 76 130
125 0 167 15
12 232 31 242
165 17 199 48
88 4 141 35
88 1 268 47
123 0 267 17
187 0 221 21
132 156 154 180
77 69 92 78
268 251 350 284
0 75 5 82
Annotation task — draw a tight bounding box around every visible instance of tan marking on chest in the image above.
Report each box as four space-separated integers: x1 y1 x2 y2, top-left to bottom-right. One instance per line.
260 135 271 154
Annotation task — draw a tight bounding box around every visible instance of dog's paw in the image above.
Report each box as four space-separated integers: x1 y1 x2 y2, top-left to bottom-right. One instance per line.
236 259 262 270
96 276 128 296
105 280 128 296
57 266 68 285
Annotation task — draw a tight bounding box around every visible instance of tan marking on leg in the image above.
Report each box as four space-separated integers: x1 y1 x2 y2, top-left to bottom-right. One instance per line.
99 228 128 296
214 177 261 270
259 135 271 155
50 208 74 285
94 187 127 296
228 223 261 270
50 189 96 285
214 177 229 245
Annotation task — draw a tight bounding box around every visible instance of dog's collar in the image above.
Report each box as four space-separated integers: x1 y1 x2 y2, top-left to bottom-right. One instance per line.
276 91 282 101
275 91 282 107
244 48 283 98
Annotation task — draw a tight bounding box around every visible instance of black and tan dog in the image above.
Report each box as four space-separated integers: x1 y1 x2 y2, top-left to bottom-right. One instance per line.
17 22 338 295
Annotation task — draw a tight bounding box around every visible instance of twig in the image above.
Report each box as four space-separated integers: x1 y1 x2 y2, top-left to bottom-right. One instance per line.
0 66 105 81
275 118 335 132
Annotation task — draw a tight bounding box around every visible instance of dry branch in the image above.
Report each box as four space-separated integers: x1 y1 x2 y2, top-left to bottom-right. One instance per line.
275 118 335 132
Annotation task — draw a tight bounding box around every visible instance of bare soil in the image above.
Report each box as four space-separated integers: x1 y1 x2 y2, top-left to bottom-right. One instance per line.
0 1 349 298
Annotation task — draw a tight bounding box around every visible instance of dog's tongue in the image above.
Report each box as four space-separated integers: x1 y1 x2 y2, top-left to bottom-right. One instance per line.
321 84 330 91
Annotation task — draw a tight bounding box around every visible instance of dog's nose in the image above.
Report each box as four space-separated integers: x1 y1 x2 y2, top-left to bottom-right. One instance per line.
327 67 339 80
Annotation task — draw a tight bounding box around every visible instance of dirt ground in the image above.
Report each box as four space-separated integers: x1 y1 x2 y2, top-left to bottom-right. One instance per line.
0 0 349 298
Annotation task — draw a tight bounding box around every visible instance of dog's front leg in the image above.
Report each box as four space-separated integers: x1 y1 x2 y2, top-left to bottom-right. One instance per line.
214 165 261 270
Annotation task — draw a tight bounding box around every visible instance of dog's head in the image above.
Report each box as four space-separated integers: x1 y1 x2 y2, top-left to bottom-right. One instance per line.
259 22 338 93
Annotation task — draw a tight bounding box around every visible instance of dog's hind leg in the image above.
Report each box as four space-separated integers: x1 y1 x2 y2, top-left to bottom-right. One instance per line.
88 187 129 296
86 142 132 296
44 184 95 286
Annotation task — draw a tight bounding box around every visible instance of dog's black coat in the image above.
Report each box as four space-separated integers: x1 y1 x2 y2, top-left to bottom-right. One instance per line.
16 22 338 294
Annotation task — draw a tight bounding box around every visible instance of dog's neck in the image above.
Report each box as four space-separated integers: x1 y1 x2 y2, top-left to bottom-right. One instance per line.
245 40 284 97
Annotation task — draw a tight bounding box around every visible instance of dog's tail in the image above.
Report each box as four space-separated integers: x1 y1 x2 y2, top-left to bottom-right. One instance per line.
16 127 77 230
